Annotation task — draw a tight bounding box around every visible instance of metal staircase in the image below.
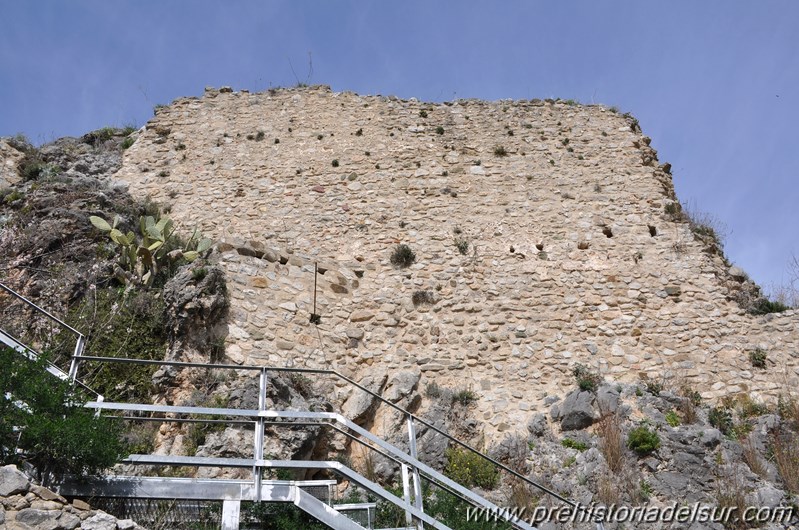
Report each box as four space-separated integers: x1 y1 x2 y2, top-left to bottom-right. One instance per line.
1 280 604 530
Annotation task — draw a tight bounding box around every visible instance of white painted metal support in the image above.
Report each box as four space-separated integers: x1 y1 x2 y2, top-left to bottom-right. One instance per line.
254 368 267 502
68 334 85 382
401 463 412 528
221 499 240 530
406 415 423 530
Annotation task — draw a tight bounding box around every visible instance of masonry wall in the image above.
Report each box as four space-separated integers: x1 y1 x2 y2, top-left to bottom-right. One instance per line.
113 86 798 435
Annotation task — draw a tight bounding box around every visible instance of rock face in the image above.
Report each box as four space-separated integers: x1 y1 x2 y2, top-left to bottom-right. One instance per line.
556 390 599 431
111 85 799 436
0 465 30 496
0 138 25 187
0 465 144 530
0 129 151 368
162 263 229 363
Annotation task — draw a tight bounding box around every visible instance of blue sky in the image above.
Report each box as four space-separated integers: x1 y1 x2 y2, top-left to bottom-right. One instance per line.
1 1 797 292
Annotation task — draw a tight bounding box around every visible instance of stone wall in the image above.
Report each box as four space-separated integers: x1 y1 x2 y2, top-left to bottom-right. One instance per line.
113 86 799 435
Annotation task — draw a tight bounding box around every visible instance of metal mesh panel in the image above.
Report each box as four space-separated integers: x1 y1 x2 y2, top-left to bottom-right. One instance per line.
90 498 221 529
337 505 373 528
299 483 332 505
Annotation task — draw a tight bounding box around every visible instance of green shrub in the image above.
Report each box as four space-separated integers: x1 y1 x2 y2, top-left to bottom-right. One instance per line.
640 480 653 501
289 373 314 398
750 299 789 315
121 137 135 149
665 410 681 427
664 202 682 219
445 447 499 490
431 484 513 529
84 127 120 145
493 146 508 157
121 422 158 455
184 394 229 456
645 380 664 395
749 348 767 369
425 382 443 398
454 237 469 255
732 396 768 419
435 126 445 135
192 267 208 282
419 110 428 118
627 426 660 455
681 385 702 406
389 243 416 268
68 287 167 402
3 190 24 204
561 438 589 451
411 290 435 306
708 406 733 435
18 156 48 181
0 348 123 483
572 364 602 392
453 388 477 406
331 159 339 167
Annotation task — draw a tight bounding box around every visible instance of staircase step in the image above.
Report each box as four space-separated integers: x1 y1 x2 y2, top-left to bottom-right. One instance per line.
294 488 368 530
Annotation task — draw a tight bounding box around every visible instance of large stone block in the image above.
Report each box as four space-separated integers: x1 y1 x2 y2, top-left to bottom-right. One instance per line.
0 465 29 496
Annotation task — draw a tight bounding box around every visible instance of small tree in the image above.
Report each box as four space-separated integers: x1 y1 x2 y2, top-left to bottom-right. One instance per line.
0 348 123 484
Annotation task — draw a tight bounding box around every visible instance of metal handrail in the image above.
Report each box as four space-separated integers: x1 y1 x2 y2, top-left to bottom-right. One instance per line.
1 276 603 528
0 281 84 336
94 400 535 530
74 355 600 527
0 280 86 381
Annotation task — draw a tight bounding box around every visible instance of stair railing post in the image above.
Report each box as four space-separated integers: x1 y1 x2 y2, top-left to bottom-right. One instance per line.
406 414 424 530
68 333 85 383
401 463 413 528
254 368 268 502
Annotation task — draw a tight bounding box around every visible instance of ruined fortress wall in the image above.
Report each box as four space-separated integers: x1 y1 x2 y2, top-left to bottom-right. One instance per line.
113 86 798 433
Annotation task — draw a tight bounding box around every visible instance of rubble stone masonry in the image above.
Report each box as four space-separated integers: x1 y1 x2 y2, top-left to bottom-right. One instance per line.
113 85 798 434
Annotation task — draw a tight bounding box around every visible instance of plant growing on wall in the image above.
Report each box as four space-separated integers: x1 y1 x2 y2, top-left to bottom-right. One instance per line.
90 214 212 287
389 243 416 268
